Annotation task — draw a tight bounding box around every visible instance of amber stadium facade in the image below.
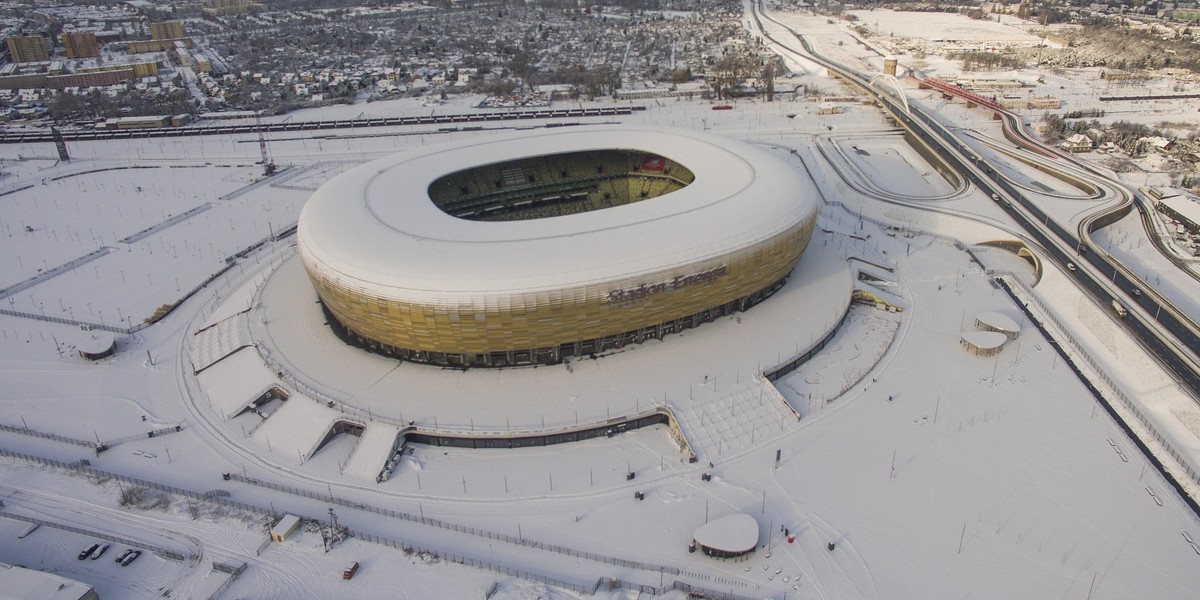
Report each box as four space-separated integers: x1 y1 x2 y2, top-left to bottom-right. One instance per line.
297 127 818 367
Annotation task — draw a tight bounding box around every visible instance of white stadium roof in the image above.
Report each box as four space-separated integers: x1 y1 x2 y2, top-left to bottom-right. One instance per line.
297 126 816 306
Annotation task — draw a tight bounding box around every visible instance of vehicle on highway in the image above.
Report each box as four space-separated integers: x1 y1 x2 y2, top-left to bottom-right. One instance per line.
77 543 99 560
119 550 141 566
1132 288 1142 296
1067 263 1076 271
91 544 110 560
1112 300 1128 318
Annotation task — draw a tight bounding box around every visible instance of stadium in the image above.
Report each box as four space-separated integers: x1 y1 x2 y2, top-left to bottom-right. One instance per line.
297 126 818 367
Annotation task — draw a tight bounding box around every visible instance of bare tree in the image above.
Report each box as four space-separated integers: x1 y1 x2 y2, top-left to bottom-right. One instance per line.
708 47 757 100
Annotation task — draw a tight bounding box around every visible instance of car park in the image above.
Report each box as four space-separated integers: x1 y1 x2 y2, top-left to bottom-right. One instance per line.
91 544 110 560
119 550 141 566
77 543 99 560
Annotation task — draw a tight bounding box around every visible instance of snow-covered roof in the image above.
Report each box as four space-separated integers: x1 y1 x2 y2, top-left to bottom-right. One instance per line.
297 126 817 306
0 563 96 600
976 311 1019 335
692 513 758 553
1159 192 1200 227
271 514 300 537
1139 136 1171 149
73 330 115 355
961 330 1007 350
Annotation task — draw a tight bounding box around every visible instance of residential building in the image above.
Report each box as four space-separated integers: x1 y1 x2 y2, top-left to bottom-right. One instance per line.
61 32 100 59
149 21 185 41
6 36 50 63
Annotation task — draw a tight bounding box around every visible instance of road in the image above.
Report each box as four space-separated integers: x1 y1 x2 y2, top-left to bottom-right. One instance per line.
748 0 1200 398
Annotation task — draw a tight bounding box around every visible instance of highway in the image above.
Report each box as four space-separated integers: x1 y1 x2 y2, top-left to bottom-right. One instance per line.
749 1 1200 397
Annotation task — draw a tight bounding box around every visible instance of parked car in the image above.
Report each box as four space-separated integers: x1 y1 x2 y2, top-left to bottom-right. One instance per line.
91 544 110 560
77 543 99 560
114 549 134 563
119 550 141 566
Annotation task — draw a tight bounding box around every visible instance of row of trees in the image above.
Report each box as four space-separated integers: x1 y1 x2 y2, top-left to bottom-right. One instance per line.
706 47 786 100
1059 24 1200 71
946 50 1026 72
43 86 196 121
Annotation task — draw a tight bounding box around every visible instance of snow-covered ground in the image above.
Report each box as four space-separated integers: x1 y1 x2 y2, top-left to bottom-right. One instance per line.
1 7 1200 600
849 8 1056 46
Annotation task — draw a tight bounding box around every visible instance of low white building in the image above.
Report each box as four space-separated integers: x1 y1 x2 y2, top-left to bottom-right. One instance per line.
270 514 301 542
0 562 99 600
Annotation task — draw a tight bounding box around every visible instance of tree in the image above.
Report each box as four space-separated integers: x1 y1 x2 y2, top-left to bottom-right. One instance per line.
708 48 757 100
761 56 785 102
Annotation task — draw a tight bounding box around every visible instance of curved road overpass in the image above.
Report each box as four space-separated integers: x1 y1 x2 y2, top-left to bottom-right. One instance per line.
748 0 1200 397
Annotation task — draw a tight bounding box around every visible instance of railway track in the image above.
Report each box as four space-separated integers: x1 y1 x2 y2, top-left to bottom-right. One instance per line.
0 106 641 144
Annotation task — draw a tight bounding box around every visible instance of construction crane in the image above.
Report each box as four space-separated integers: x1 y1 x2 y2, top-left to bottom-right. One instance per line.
255 110 277 176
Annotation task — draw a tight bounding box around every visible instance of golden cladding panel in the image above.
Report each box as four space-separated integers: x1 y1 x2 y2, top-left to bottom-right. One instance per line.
307 216 814 355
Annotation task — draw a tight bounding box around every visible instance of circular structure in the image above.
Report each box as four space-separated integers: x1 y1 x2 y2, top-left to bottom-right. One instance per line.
975 311 1020 340
693 513 759 559
298 126 818 367
74 330 115 360
961 330 1008 356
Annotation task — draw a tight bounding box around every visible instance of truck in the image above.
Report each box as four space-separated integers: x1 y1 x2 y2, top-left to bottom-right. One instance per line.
1112 300 1128 317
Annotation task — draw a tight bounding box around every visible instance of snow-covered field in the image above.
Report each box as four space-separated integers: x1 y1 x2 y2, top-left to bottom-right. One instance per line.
1 7 1200 600
848 8 1053 45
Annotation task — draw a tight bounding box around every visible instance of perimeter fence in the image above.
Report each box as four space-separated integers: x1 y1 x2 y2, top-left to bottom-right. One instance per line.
350 529 595 595
1001 275 1200 489
995 276 1200 521
0 447 756 597
0 422 93 447
0 511 185 560
223 471 731 581
207 562 248 600
0 447 272 520
349 529 761 600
